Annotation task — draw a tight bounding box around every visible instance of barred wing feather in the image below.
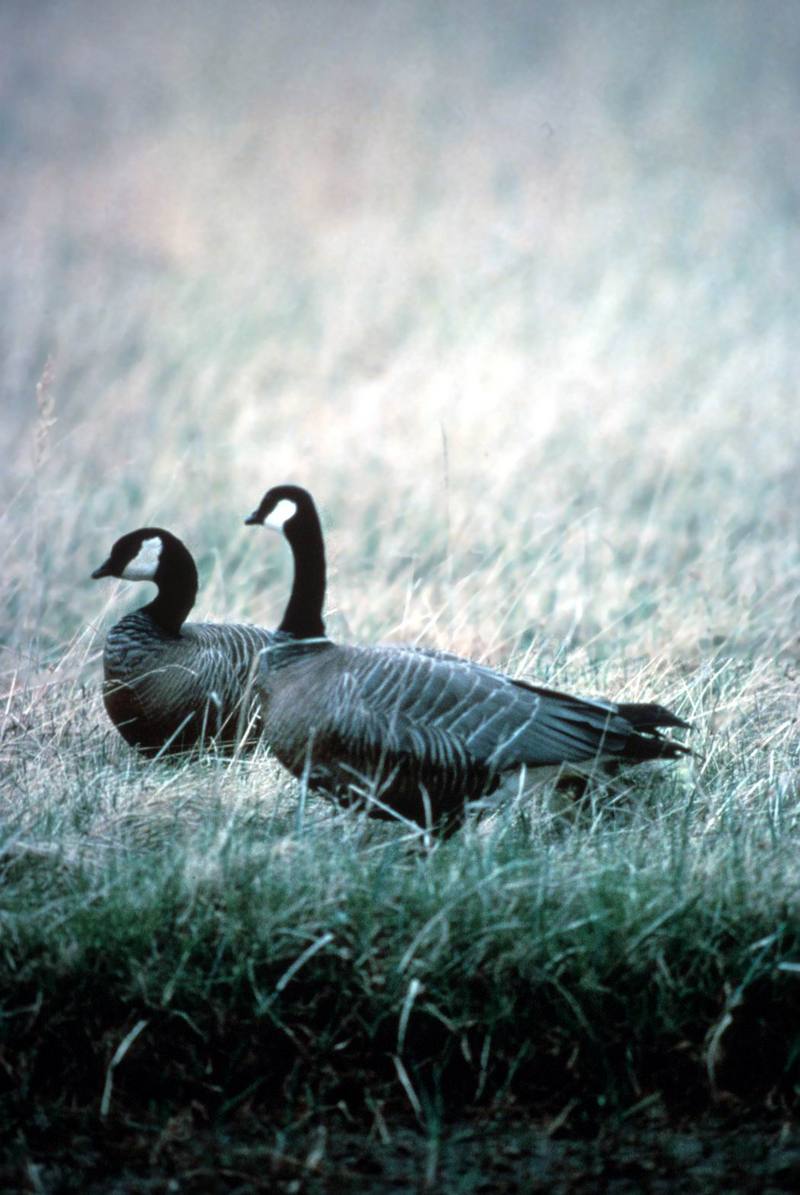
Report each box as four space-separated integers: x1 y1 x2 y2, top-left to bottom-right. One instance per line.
326 645 636 775
103 615 274 751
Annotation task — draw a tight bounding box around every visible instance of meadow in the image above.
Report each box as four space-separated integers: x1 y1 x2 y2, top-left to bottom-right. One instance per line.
2 1 800 1189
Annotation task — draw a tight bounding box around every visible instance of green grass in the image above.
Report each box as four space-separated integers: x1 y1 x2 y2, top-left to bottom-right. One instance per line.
2 0 800 1187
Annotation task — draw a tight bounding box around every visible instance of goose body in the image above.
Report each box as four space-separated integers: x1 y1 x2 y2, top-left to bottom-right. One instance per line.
246 486 689 828
92 528 276 755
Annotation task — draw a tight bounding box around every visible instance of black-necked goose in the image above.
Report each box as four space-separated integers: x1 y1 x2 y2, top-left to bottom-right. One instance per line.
92 527 276 755
245 486 689 829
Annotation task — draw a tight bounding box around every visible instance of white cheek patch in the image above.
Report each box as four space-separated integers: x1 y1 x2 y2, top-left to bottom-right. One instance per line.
263 498 298 534
122 535 163 580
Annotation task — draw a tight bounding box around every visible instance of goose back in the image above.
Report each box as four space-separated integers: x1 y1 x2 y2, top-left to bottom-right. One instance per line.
257 636 688 828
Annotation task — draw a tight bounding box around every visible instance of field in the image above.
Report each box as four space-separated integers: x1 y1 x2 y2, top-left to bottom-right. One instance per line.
2 1 800 1189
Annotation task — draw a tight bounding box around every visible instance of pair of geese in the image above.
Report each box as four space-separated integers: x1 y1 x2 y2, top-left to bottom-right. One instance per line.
92 485 689 830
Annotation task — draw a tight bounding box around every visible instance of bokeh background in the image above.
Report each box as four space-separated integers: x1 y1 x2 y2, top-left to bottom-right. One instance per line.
2 0 798 707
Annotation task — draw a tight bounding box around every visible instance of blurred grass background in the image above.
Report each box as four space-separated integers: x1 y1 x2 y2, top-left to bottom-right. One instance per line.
2 0 797 679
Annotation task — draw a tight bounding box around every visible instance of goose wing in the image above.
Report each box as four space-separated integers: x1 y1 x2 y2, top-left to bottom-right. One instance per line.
325 644 652 774
105 619 272 741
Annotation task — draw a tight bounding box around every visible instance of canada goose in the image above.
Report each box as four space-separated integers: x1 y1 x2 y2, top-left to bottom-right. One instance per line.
91 527 276 755
245 486 690 830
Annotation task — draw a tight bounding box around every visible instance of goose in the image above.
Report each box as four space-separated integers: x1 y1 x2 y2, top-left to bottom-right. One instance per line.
245 485 690 830
91 527 276 755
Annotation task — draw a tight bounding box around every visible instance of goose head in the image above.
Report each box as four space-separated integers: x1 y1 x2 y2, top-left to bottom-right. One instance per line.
92 528 198 633
91 528 177 582
244 485 312 536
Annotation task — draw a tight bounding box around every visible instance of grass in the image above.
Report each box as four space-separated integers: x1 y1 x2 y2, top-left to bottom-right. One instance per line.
2 0 800 1187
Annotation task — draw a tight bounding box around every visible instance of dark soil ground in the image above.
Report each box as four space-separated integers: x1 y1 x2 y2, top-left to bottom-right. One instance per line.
6 1109 800 1193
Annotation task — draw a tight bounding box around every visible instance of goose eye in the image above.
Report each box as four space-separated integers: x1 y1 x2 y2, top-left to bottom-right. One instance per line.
122 536 163 580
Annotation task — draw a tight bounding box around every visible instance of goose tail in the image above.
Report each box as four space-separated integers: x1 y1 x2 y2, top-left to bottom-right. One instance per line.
617 702 691 762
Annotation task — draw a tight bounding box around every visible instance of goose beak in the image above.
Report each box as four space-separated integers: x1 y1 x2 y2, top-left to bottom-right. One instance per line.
91 558 113 579
244 510 263 526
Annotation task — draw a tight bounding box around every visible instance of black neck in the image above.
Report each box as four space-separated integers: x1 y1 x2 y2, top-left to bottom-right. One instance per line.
280 498 327 639
143 547 198 636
